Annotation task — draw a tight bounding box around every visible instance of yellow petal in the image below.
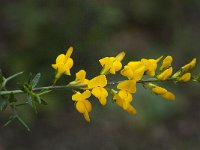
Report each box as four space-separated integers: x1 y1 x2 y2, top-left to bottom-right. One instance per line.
128 61 143 71
99 57 109 67
162 91 176 100
118 90 132 102
83 100 92 112
72 90 91 101
156 56 163 62
179 73 191 82
121 66 134 79
83 112 90 122
123 101 129 110
76 70 86 83
76 101 86 113
88 75 107 88
110 61 122 74
141 59 158 76
82 90 91 99
92 87 108 105
133 66 145 81
65 47 73 60
160 56 173 70
126 104 137 115
152 86 167 95
56 54 65 64
57 64 65 74
52 64 58 70
115 51 125 62
117 80 136 93
182 58 196 73
113 94 123 107
157 67 173 80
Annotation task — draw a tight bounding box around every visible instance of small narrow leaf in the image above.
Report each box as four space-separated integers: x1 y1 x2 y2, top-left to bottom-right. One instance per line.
3 116 16 127
34 94 41 104
27 95 33 107
27 96 38 114
16 115 31 132
41 99 48 105
38 89 52 96
8 93 17 103
31 73 41 88
0 99 8 111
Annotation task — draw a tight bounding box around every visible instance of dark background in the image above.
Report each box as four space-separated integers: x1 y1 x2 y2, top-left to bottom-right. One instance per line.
0 0 200 150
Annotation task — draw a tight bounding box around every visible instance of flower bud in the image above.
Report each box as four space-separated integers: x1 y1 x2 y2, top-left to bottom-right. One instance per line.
157 67 173 80
178 73 191 82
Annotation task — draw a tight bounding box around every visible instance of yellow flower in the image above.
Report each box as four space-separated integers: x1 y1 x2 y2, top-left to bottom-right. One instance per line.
152 86 167 95
52 47 74 81
91 87 108 105
160 56 173 71
99 51 125 75
173 58 196 78
141 56 163 76
162 91 175 100
178 73 191 82
70 70 89 86
117 80 136 93
113 90 136 115
121 61 145 81
182 58 196 73
157 67 173 80
88 75 107 88
72 90 92 122
149 84 175 100
88 75 108 105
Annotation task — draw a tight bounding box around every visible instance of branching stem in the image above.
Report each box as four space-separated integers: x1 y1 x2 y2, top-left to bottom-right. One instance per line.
0 78 177 96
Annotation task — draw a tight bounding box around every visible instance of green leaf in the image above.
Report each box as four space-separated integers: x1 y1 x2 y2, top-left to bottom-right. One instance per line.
27 73 33 84
38 89 52 96
41 99 48 105
8 93 17 103
31 73 41 88
0 99 8 111
33 94 41 104
3 115 16 127
27 95 37 114
0 69 4 90
27 95 33 107
16 114 31 132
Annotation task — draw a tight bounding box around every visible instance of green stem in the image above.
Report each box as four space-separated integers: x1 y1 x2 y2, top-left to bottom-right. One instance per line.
0 78 176 96
0 84 87 96
2 72 24 88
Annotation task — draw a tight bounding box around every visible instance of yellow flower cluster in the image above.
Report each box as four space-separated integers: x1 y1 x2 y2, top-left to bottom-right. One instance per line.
52 47 197 122
173 58 196 82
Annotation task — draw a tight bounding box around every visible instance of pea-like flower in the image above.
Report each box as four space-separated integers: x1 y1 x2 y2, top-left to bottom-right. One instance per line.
157 67 173 80
173 58 196 78
72 90 92 122
178 73 191 82
160 56 173 71
149 83 175 100
88 75 108 105
52 47 74 82
117 80 136 93
141 56 163 76
70 70 89 86
121 61 145 81
182 58 196 73
99 51 125 75
113 90 136 115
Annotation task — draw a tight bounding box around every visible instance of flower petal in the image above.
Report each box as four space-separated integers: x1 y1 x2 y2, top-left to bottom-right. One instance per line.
117 80 136 93
88 75 107 88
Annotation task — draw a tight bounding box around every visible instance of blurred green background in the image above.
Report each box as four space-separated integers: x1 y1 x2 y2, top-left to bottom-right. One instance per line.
0 0 200 150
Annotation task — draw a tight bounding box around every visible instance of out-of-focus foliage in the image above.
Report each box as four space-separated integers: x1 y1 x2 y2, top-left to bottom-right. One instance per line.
0 0 200 150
